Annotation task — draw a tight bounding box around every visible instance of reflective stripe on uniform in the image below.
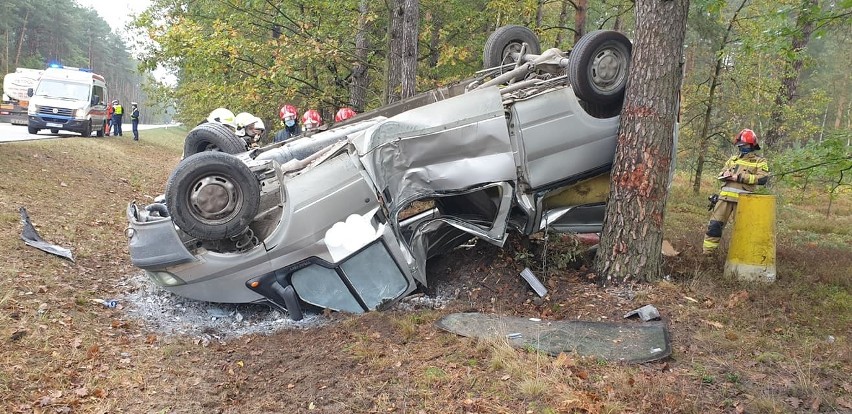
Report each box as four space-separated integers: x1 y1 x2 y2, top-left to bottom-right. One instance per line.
720 186 750 199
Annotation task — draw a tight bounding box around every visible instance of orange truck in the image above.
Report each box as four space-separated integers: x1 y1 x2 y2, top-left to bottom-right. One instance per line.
1 68 43 125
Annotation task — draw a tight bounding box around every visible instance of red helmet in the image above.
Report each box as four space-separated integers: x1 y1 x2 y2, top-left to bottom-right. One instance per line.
301 109 322 130
735 128 760 150
279 104 298 121
335 107 357 123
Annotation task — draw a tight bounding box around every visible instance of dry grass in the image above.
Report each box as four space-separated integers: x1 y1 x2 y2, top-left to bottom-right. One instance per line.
0 134 849 413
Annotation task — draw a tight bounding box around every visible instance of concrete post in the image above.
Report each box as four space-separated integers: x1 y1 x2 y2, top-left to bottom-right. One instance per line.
724 194 777 282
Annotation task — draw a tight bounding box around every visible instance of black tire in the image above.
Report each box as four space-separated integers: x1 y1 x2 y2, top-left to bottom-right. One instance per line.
166 151 261 240
183 122 246 158
96 121 105 137
483 25 541 69
81 121 92 137
567 30 632 105
28 126 39 135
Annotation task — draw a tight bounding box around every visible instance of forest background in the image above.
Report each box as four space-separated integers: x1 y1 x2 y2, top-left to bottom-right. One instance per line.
2 0 850 193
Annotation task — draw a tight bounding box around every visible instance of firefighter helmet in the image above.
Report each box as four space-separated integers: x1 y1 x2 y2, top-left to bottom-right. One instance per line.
735 128 760 150
302 109 322 131
207 107 236 128
234 112 257 137
335 107 357 123
279 104 298 121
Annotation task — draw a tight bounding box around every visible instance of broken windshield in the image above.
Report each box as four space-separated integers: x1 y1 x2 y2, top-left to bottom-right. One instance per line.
34 80 90 101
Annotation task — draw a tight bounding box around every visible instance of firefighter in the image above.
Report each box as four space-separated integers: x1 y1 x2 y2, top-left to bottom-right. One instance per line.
205 107 236 130
334 107 357 123
301 109 322 135
112 100 124 136
274 104 301 143
235 112 263 147
702 128 770 255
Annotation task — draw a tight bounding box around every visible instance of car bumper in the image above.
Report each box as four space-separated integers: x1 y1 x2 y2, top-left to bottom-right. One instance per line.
29 115 87 131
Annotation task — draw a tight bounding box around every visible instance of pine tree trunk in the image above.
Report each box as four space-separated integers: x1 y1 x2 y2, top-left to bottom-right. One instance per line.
400 0 419 99
594 0 689 285
384 0 404 104
573 0 587 44
350 0 370 112
554 0 569 48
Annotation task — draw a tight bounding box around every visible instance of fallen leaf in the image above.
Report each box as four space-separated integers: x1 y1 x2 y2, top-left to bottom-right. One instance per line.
837 397 852 409
576 370 589 380
10 330 27 342
727 290 750 308
701 319 724 329
661 240 679 256
785 396 802 408
75 387 88 397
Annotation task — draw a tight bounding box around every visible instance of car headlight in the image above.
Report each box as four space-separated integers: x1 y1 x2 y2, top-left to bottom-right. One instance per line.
28 105 38 115
75 109 87 118
145 270 186 286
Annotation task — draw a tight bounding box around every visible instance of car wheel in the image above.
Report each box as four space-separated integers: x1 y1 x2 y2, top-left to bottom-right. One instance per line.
81 121 92 137
183 122 246 158
28 126 39 135
483 25 541 69
166 151 260 240
50 129 59 134
567 30 632 106
96 121 105 137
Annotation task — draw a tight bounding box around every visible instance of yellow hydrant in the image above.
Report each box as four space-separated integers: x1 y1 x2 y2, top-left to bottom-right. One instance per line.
724 194 777 282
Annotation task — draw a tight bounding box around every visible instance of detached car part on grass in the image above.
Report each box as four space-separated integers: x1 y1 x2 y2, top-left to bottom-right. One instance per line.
127 27 635 320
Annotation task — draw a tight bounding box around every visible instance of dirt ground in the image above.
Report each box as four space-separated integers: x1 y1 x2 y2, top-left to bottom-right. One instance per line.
0 131 849 413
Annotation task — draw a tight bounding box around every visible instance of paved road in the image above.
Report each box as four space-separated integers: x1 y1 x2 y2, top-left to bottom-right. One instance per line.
0 122 169 143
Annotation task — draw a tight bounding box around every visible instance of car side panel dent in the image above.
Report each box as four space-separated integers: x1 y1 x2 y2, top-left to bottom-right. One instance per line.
356 87 516 219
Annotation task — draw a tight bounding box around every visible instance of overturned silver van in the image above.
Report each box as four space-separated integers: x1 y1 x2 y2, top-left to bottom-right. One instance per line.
126 28 635 320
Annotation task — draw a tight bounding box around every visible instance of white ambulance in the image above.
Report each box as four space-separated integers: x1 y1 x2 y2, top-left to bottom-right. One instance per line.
27 65 109 136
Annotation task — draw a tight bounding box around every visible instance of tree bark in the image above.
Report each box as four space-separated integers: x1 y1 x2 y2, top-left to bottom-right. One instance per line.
554 0 570 48
594 0 689 285
535 0 545 28
14 8 29 68
692 0 748 195
384 0 404 104
350 0 370 112
573 0 588 44
763 0 818 148
400 0 419 99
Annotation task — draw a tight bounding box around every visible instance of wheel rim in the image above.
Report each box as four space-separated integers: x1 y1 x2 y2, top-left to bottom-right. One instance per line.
187 174 242 224
589 43 629 93
501 42 525 65
201 141 222 152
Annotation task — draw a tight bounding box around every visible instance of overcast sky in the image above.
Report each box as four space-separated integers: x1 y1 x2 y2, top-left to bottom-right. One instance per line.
75 0 152 34
74 0 176 85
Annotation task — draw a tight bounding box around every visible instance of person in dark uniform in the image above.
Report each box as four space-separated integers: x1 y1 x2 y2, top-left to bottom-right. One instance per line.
130 102 140 141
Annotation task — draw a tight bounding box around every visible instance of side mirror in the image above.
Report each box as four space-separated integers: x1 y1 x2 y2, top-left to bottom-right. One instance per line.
27 88 33 97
